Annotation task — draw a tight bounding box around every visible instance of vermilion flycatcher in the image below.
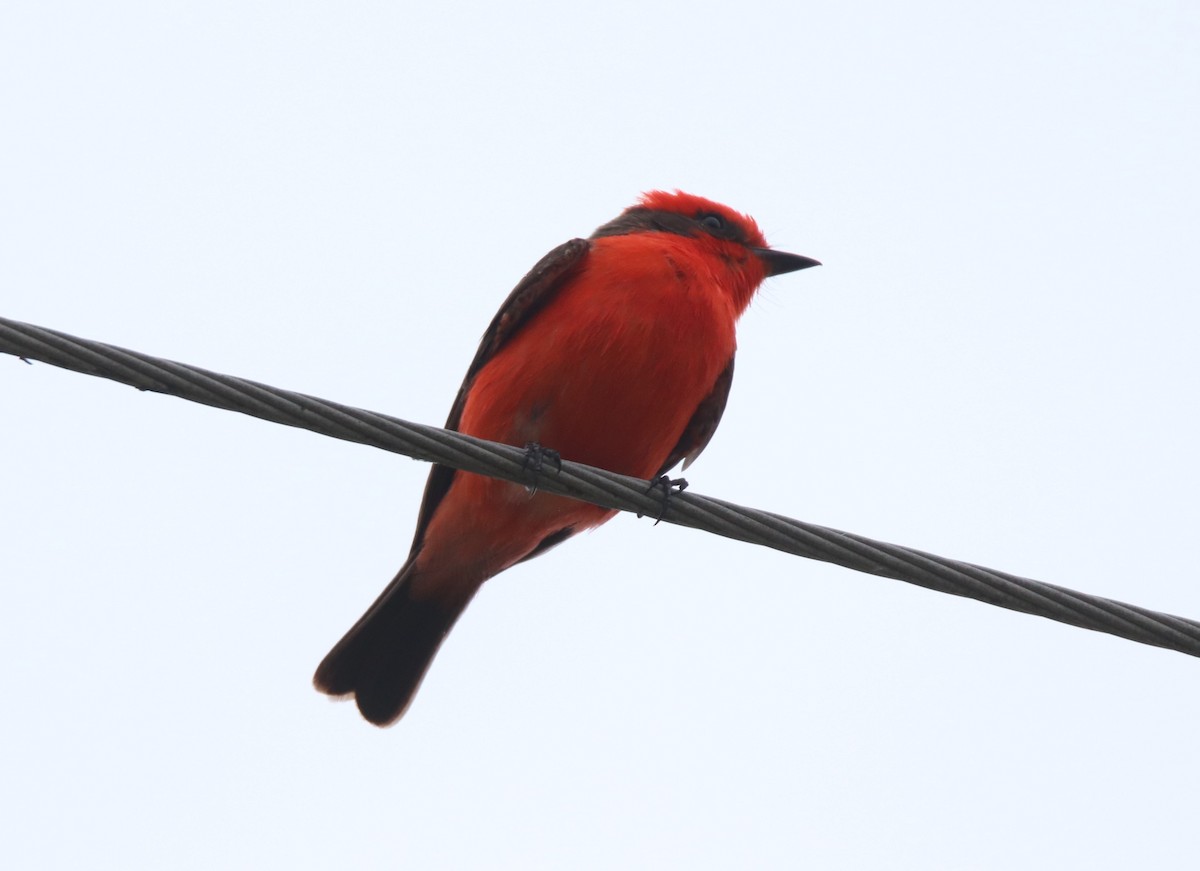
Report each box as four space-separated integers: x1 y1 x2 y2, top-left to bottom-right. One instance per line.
314 191 819 725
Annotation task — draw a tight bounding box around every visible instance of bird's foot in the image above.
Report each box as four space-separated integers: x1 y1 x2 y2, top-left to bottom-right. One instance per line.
522 442 562 493
639 475 688 525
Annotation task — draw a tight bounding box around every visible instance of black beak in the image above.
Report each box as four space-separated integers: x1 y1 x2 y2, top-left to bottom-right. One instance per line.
753 248 821 277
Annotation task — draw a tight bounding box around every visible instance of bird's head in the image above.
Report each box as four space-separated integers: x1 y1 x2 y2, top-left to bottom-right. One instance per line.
591 190 819 311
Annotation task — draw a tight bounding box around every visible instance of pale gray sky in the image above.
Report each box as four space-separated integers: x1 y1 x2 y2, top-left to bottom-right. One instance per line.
4 2 1199 868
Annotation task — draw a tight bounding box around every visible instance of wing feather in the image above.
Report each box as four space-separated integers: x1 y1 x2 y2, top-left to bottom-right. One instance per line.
406 238 592 555
656 355 735 477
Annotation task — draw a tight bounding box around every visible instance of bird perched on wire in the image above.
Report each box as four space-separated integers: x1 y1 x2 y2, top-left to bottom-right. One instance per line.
314 190 819 725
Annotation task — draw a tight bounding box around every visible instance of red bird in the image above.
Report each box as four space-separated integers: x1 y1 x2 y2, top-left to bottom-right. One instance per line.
314 191 819 725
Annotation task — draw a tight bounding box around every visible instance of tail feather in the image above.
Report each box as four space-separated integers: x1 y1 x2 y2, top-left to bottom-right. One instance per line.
314 563 470 726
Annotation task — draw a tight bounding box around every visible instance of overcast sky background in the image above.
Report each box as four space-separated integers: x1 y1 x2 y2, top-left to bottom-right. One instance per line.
3 2 1199 868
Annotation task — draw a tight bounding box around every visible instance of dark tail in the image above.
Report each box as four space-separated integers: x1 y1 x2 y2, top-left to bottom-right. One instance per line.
313 562 471 726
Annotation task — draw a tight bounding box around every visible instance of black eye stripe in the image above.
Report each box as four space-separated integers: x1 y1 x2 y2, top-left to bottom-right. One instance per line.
590 208 751 245
696 212 749 243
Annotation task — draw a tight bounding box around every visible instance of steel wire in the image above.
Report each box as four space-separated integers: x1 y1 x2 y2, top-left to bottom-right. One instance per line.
4 314 1199 658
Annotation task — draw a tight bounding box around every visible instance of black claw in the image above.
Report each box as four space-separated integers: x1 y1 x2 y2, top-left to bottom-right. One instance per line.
639 475 688 525
522 442 562 492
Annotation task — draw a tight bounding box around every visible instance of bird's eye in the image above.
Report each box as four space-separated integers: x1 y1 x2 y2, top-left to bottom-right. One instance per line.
699 213 725 233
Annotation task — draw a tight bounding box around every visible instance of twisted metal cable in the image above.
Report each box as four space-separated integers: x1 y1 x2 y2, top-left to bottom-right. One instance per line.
4 314 1200 658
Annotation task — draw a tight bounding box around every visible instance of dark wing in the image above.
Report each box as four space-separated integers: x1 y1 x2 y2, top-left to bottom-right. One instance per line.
406 238 592 556
655 354 735 477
